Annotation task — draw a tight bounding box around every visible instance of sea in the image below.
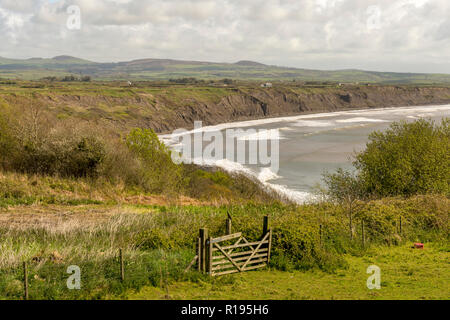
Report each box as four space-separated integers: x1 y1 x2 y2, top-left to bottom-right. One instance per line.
160 104 450 203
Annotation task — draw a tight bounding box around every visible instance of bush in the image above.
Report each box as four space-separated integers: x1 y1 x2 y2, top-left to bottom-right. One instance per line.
126 128 183 194
12 133 106 178
355 118 449 197
0 111 17 170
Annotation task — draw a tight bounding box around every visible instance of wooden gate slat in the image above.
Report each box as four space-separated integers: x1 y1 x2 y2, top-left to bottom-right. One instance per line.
212 262 268 276
213 242 243 272
241 237 256 252
242 263 268 272
211 232 242 243
241 232 270 270
226 236 243 255
212 258 268 271
212 252 269 266
212 240 268 251
212 248 269 260
212 268 241 277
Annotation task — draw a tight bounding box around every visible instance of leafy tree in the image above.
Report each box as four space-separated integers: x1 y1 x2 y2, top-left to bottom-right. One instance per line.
323 168 366 239
355 118 449 197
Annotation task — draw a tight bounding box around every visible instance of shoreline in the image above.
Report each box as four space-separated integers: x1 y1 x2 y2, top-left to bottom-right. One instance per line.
158 100 450 135
160 103 450 137
160 103 450 204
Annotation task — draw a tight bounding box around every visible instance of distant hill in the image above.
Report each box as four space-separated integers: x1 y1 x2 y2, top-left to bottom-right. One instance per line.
234 60 267 67
0 55 449 84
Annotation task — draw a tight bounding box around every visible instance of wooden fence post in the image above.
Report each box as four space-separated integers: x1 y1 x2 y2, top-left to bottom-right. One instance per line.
361 221 365 247
262 216 269 237
23 261 28 300
119 249 125 282
226 218 232 235
319 224 323 246
399 216 402 235
199 228 208 273
207 237 213 275
267 228 273 263
197 237 201 271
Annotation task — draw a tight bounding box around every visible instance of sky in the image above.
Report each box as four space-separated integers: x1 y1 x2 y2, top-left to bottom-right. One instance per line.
0 0 449 73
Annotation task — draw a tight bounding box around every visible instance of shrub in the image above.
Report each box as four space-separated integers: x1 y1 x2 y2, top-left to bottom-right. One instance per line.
0 116 16 170
13 134 106 178
126 128 183 194
355 118 449 197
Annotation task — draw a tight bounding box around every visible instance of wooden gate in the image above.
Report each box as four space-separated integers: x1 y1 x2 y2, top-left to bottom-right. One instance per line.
186 216 272 277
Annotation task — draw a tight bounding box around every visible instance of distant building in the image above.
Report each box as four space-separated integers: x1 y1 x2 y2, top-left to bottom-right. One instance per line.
261 82 273 88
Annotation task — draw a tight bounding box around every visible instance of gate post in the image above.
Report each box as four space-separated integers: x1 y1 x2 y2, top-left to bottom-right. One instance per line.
207 237 213 275
262 216 269 237
226 218 232 235
197 237 201 271
199 228 208 273
361 221 365 247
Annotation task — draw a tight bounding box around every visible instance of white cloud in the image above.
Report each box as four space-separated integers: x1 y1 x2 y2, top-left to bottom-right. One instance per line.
0 0 448 73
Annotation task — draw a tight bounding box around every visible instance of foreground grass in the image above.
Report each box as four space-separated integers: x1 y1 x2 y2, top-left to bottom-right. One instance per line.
0 196 447 300
127 244 450 300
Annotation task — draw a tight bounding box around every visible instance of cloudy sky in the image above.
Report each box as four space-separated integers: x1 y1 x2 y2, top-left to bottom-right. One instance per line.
0 0 449 73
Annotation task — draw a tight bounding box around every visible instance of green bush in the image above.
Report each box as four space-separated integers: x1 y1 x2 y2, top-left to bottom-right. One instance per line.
355 118 449 197
126 128 183 194
13 135 106 178
0 105 18 170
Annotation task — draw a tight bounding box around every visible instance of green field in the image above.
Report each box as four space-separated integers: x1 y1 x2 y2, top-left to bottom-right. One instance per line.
128 244 449 300
1 55 450 84
0 195 448 300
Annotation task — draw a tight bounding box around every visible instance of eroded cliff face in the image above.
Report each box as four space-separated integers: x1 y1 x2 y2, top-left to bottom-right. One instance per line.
2 85 449 133
146 86 450 133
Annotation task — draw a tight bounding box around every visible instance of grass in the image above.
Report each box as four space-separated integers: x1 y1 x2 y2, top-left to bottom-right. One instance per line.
127 243 450 300
0 196 447 300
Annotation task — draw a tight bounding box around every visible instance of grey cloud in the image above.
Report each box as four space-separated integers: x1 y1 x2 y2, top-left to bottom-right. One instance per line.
0 0 448 73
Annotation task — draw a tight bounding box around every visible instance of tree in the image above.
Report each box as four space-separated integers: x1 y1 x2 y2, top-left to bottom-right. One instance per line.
323 168 366 239
355 118 449 197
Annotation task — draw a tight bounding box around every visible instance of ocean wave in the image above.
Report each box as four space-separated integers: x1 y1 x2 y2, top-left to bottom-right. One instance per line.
236 129 285 141
292 120 334 127
336 117 388 123
190 159 313 204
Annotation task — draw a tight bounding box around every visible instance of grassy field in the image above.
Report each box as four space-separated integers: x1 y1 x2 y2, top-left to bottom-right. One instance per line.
2 56 450 83
128 244 450 300
0 195 447 300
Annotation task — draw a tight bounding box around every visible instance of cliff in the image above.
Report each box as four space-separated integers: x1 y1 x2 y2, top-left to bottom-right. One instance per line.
1 84 449 133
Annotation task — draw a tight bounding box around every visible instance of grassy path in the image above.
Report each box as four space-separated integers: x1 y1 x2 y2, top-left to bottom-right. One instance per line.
127 244 449 300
